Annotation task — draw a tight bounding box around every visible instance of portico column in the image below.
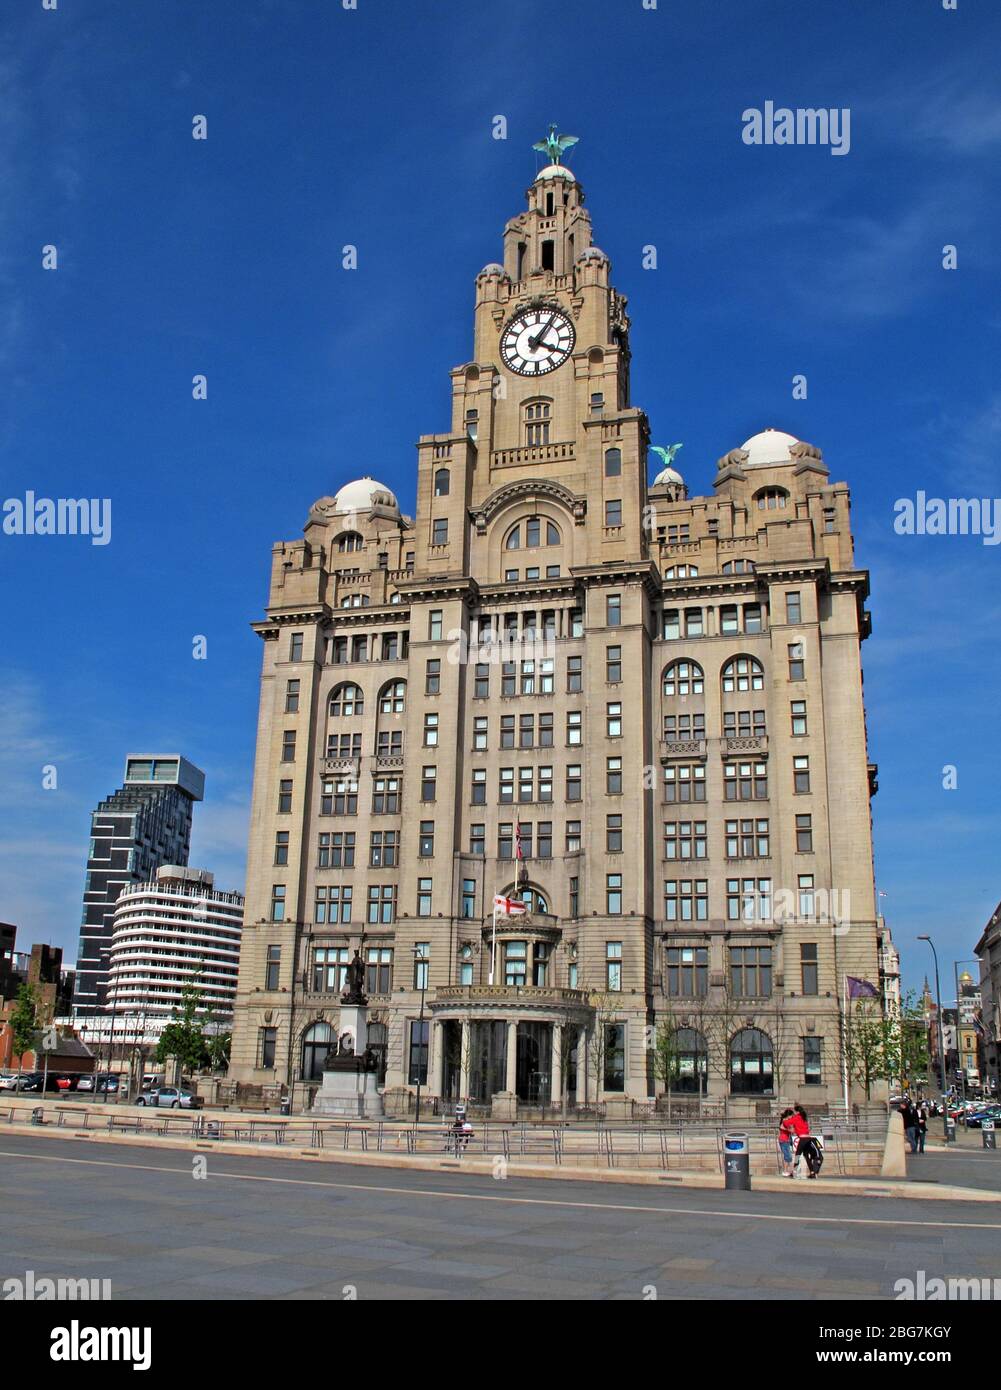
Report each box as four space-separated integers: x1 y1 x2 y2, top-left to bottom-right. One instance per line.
459 1019 471 1100
505 1019 518 1094
551 1022 562 1109
433 1021 446 1098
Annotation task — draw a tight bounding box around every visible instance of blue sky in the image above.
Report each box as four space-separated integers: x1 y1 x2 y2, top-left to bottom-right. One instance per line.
1 0 998 1001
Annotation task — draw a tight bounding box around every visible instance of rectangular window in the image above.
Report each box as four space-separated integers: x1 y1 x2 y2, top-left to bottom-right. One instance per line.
723 761 768 801
320 777 358 815
425 658 441 694
469 768 486 805
408 1019 430 1083
367 885 396 925
567 710 582 745
519 713 534 749
474 663 489 698
566 764 582 802
498 768 514 803
801 943 819 996
730 946 773 997
419 820 435 857
372 777 401 814
606 702 622 738
605 499 622 527
539 657 554 693
258 1027 277 1069
744 603 763 634
461 879 476 918
569 876 579 918
684 608 703 638
421 765 437 801
566 820 582 853
570 608 584 638
284 679 300 713
277 779 293 813
663 820 707 861
473 716 488 750
369 830 397 868
606 594 621 627
791 700 808 736
504 940 527 987
518 767 533 803
567 655 582 692
793 755 811 794
270 886 286 923
720 605 739 636
606 939 622 988
432 519 448 546
788 642 805 681
498 823 513 860
500 715 515 750
423 713 439 747
722 710 767 740
725 817 770 858
606 756 622 795
803 1037 822 1085
666 946 708 998
796 813 813 852
289 632 303 662
663 764 706 803
417 878 433 917
366 947 393 995
538 766 553 802
663 878 709 921
606 645 621 683
538 712 554 748
662 608 680 640
281 730 296 763
606 813 623 853
604 1024 625 1092
470 824 485 856
798 873 815 919
375 729 403 758
726 878 772 923
501 661 516 697
273 831 289 866
429 610 443 642
785 591 801 624
265 944 281 989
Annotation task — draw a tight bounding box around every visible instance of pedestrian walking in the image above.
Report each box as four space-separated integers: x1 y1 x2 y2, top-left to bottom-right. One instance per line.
900 1098 918 1154
914 1099 928 1154
778 1108 796 1176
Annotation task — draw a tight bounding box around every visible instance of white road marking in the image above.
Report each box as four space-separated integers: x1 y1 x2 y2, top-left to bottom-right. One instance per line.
0 1145 998 1231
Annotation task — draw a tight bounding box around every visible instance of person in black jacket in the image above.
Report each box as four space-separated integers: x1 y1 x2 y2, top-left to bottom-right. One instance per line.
900 1098 919 1153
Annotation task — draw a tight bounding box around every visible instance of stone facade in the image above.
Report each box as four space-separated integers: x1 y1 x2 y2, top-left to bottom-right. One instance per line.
228 148 883 1115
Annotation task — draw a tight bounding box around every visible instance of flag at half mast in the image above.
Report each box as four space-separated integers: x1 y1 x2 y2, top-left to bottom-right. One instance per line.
846 976 879 999
493 894 527 916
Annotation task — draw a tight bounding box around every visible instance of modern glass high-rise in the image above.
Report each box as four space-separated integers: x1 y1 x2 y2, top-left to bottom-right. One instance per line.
73 755 205 1017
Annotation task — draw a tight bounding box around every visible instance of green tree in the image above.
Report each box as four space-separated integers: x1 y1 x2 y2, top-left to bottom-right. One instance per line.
9 984 39 1085
206 1031 231 1071
155 984 211 1074
844 999 897 1100
651 1019 682 1119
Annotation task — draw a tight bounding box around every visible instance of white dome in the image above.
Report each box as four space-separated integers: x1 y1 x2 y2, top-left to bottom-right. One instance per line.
332 476 400 515
653 465 684 487
739 429 799 468
535 163 575 180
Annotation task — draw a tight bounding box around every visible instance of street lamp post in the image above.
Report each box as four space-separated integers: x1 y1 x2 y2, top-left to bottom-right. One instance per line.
918 936 950 1142
413 948 428 1129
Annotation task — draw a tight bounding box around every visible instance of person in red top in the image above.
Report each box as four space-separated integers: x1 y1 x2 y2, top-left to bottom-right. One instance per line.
778 1108 797 1176
791 1105 822 1178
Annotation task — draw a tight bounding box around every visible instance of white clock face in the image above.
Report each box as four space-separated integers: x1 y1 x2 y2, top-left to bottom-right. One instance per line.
500 307 575 376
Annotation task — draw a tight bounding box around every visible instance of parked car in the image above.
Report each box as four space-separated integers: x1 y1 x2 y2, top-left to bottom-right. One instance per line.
0 1072 20 1091
11 1072 46 1092
135 1085 202 1110
965 1107 1001 1129
77 1073 121 1094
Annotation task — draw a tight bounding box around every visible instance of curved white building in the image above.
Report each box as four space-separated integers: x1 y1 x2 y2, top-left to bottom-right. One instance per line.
107 866 243 1026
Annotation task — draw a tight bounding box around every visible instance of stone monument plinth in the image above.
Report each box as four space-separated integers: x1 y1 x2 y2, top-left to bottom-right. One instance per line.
311 953 385 1119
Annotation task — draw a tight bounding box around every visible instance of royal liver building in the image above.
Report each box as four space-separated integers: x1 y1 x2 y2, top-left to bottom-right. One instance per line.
228 132 884 1117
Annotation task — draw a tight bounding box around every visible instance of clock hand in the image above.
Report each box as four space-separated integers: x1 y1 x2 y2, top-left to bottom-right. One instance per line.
526 312 557 354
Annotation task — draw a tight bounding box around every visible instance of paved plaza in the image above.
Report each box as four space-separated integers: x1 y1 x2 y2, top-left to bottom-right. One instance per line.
0 1135 998 1301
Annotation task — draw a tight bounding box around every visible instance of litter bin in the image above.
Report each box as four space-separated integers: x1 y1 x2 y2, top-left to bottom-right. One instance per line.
946 1117 956 1144
30 1107 44 1126
280 1095 291 1116
723 1132 751 1191
983 1120 996 1151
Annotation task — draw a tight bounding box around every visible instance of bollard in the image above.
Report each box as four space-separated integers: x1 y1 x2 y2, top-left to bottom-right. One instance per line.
723 1132 751 1191
983 1120 996 1151
945 1117 956 1144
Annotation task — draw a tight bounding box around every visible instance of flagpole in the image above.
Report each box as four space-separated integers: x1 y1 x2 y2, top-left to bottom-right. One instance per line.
489 898 497 987
842 974 850 1113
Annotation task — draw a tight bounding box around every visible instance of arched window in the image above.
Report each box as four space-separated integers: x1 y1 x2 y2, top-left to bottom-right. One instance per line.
330 683 364 717
336 532 363 552
721 559 755 575
664 564 698 578
721 656 764 693
340 593 369 608
523 399 552 446
504 885 549 915
755 488 788 511
730 1028 774 1095
662 659 704 698
505 516 561 550
301 1022 334 1081
434 468 450 497
672 1027 708 1094
604 447 621 478
378 680 406 715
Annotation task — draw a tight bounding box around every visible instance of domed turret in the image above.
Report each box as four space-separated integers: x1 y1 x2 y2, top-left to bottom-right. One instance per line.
332 476 400 517
739 428 800 468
